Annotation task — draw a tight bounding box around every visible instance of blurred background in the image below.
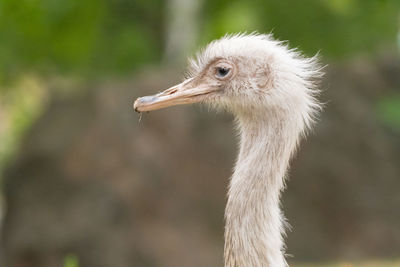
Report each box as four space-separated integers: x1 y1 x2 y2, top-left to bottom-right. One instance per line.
0 0 400 266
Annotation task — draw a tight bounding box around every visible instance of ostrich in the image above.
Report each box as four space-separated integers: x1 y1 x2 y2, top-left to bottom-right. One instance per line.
134 33 322 267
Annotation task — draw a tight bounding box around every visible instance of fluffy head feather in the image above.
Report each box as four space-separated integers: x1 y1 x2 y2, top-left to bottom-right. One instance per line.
188 33 322 133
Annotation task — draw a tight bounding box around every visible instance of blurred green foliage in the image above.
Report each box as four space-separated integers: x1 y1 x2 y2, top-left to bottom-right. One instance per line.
201 0 400 57
0 0 399 82
377 94 400 131
0 0 164 82
0 76 47 180
64 254 79 267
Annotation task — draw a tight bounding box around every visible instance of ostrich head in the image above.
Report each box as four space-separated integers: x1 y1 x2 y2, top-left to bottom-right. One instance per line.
134 33 321 132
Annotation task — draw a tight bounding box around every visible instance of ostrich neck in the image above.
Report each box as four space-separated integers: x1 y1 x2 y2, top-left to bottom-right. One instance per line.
224 113 300 267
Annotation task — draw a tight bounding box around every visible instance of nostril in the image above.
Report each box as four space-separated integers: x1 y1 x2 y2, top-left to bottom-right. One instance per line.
167 89 177 95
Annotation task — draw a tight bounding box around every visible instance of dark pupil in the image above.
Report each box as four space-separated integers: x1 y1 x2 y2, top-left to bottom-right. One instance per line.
217 67 229 77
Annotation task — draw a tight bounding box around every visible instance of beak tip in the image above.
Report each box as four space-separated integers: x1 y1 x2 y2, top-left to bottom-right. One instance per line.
133 99 141 113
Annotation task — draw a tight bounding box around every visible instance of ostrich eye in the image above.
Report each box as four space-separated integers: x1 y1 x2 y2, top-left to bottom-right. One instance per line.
216 67 230 78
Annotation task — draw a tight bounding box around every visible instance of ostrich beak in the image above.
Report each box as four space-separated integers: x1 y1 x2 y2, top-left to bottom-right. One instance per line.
134 78 219 112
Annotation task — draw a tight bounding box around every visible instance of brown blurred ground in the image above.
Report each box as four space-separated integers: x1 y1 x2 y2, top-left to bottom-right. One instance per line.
1 56 400 267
